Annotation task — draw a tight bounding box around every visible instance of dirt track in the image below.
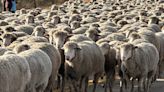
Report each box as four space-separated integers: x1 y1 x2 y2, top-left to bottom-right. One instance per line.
87 79 164 92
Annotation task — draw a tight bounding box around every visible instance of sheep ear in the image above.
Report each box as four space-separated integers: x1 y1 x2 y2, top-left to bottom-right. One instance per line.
96 34 100 37
61 47 64 50
133 46 138 49
66 34 73 41
75 47 81 50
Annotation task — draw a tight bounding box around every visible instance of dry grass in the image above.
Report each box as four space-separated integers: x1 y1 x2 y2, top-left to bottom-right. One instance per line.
16 0 68 9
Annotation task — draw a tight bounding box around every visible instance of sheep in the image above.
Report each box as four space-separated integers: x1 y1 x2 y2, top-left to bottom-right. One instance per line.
0 20 9 26
119 42 159 92
69 34 92 42
32 26 46 37
70 21 81 30
51 4 59 11
22 36 49 43
47 11 58 20
128 32 141 43
2 25 16 32
19 8 27 15
97 42 117 92
1 31 28 47
99 26 118 33
36 14 45 21
137 29 160 51
53 30 93 49
98 32 112 39
0 54 31 92
85 27 100 41
62 26 72 34
11 31 29 37
105 33 127 42
2 37 61 92
14 44 52 92
63 40 105 92
81 15 98 24
25 14 35 24
52 30 70 49
96 38 111 45
147 24 161 32
52 30 92 91
15 25 34 35
155 32 164 78
51 15 61 25
27 42 61 92
72 26 89 34
0 47 8 55
1 33 48 49
148 16 160 25
4 16 18 23
1 33 17 47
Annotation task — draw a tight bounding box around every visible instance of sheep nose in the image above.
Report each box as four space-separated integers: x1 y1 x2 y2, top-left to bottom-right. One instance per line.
65 56 70 61
122 57 126 61
3 43 8 47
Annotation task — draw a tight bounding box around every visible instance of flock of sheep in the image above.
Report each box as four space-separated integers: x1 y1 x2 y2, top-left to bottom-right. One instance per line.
0 0 163 92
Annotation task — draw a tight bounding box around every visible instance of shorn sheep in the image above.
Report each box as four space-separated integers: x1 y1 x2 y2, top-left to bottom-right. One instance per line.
14 44 52 92
63 40 105 92
0 54 31 92
120 42 159 92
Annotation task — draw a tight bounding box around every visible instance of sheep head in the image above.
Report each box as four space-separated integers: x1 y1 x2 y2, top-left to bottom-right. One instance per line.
1 33 17 47
120 43 137 62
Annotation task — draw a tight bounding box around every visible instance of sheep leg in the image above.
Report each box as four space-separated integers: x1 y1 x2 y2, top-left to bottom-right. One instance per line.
92 73 100 92
108 77 113 92
57 75 61 89
29 88 36 92
120 77 128 92
109 70 115 92
120 79 123 92
61 76 65 92
143 78 147 92
104 75 108 92
36 81 49 92
138 77 144 92
72 80 79 92
146 71 155 92
105 73 114 92
84 77 89 92
130 78 135 92
59 49 65 92
79 77 84 92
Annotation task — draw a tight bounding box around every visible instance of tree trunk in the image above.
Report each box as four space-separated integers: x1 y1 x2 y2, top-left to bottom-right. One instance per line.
34 0 37 8
51 0 55 4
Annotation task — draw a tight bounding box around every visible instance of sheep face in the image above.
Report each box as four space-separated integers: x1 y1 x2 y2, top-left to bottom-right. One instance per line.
53 31 69 49
70 21 80 29
120 43 136 62
51 16 61 24
33 26 45 37
2 33 17 47
25 15 34 24
63 42 81 67
148 17 159 25
4 26 16 32
14 44 30 53
128 33 141 43
85 29 99 41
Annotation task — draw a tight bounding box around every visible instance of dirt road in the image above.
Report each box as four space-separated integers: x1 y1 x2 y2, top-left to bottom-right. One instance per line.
87 79 164 92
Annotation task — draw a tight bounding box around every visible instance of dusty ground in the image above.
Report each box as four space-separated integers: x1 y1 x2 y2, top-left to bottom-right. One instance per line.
55 79 164 92
87 79 164 92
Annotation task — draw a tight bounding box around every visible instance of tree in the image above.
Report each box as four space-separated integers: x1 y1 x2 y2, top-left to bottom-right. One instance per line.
34 0 37 8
